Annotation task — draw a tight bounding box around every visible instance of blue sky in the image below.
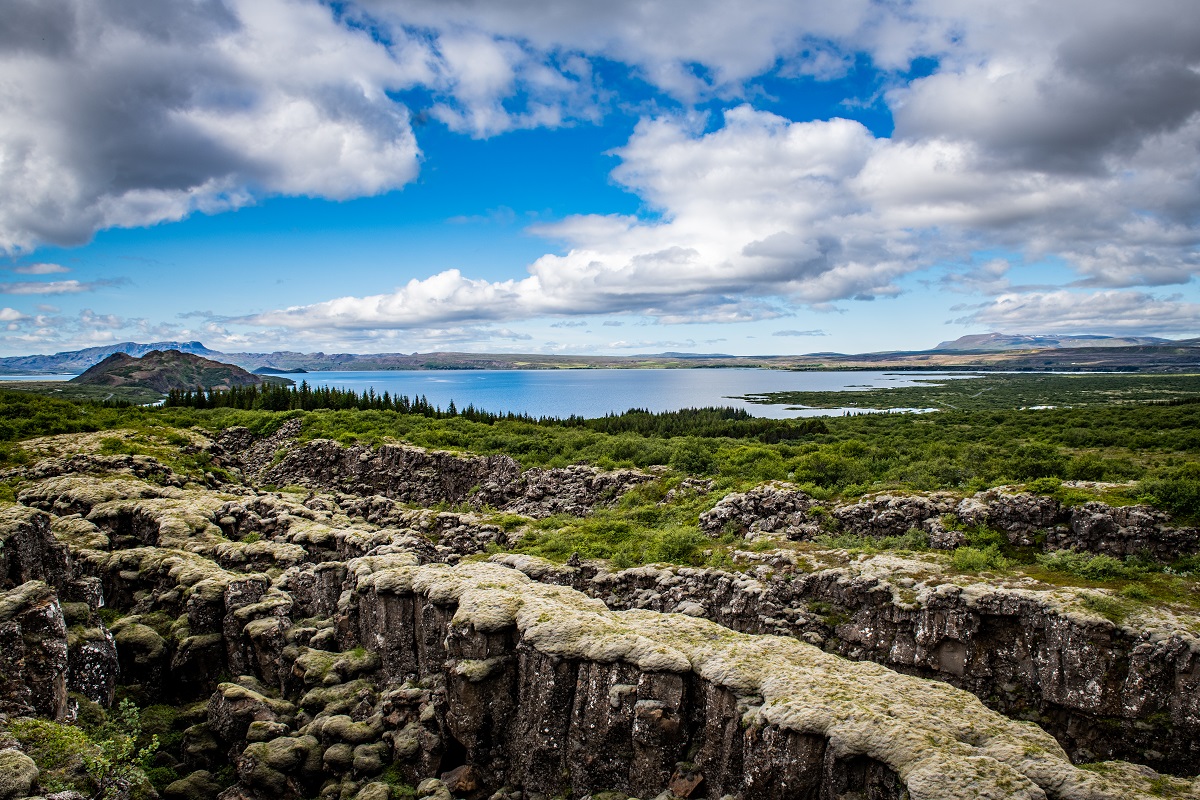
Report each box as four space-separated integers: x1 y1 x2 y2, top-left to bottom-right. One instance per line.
1 0 1198 356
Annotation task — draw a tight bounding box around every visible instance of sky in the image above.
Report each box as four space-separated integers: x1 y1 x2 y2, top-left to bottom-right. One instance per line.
1 0 1198 357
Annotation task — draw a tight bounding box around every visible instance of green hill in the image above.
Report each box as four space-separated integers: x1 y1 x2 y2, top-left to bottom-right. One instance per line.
70 350 292 394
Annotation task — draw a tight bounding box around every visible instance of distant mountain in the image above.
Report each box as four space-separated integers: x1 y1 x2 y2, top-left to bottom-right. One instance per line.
0 341 220 374
70 350 285 393
934 333 1174 351
3 335 1198 378
654 352 736 359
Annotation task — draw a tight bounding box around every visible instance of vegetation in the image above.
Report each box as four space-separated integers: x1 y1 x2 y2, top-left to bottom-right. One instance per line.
73 350 289 393
6 379 1200 502
2 375 1200 598
742 372 1200 412
1 699 159 800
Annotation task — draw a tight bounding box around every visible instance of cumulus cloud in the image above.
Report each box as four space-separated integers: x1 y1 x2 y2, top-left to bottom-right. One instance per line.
355 0 887 106
245 76 1200 333
6 0 1200 343
0 0 424 252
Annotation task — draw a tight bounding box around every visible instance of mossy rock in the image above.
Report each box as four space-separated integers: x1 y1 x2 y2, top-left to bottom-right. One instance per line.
163 769 222 800
2 718 92 793
0 749 39 800
111 621 166 664
298 679 375 715
352 742 389 774
323 742 354 771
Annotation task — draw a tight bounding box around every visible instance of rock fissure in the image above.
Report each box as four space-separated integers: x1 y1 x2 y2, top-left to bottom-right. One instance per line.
1 440 1199 800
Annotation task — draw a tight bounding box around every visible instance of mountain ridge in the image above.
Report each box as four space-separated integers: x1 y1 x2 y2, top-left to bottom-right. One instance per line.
2 334 1199 375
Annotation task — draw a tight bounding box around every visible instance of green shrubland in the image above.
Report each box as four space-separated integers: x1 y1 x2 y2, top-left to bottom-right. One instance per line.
4 384 1200 510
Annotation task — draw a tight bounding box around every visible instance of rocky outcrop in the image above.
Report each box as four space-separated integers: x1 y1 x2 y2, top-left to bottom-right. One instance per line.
698 481 821 541
3 443 1200 800
494 554 1200 774
1054 502 1195 558
317 560 1192 800
0 581 69 720
215 426 652 518
0 506 69 590
700 481 1200 560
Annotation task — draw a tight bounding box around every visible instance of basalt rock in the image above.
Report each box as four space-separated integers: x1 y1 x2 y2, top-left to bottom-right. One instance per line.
493 553 1200 774
215 425 651 519
0 506 69 591
11 452 186 487
326 560 1192 800
697 481 821 541
1055 502 1196 559
831 492 959 540
699 481 1200 560
4 448 1200 800
0 580 69 720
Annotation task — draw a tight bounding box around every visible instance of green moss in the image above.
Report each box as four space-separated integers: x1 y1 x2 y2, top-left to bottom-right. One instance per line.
1080 593 1131 624
377 766 418 800
4 717 94 790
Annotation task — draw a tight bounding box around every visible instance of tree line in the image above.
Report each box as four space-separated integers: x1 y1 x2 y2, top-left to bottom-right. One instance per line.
163 382 827 440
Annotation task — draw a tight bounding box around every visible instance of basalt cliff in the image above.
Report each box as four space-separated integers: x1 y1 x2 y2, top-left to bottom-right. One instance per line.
1 423 1199 800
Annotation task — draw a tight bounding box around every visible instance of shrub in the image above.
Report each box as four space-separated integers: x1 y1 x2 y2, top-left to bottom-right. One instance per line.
952 545 1010 573
1036 550 1147 581
1119 583 1153 601
670 438 716 475
1139 464 1200 521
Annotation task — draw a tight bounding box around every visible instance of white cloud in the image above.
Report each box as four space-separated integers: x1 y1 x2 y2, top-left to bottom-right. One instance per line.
5 0 1200 344
0 279 119 295
773 329 827 337
0 0 425 252
244 90 1200 333
12 262 69 275
951 290 1200 336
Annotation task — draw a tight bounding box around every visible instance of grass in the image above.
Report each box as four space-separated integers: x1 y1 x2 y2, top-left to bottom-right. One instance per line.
496 480 726 569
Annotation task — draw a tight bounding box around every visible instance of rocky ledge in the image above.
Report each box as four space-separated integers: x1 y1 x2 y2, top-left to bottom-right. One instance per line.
212 421 653 518
699 480 1200 560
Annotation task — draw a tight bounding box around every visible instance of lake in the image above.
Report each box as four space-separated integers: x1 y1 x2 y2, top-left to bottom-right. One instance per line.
288 369 974 419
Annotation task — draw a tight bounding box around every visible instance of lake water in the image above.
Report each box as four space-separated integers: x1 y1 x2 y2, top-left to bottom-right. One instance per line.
290 369 974 419
1 368 978 418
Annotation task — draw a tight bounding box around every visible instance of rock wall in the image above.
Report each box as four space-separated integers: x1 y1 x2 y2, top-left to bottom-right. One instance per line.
699 481 1200 560
214 426 652 518
245 559 1191 800
492 554 1200 773
0 580 69 720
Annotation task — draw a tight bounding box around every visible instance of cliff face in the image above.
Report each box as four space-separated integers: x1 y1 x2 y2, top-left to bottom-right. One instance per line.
1 428 1199 800
495 555 1200 772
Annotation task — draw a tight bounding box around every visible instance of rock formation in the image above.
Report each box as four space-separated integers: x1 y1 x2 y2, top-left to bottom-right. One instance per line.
699 481 1200 560
0 428 1198 800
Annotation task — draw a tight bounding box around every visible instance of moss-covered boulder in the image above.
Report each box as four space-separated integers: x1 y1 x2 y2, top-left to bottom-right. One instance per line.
0 749 39 800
